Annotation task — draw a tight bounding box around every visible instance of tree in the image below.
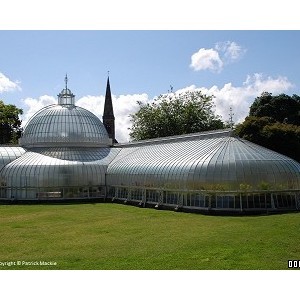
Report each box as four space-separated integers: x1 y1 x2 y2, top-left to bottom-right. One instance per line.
236 117 300 162
234 116 275 145
249 92 300 125
129 91 225 141
0 100 23 144
262 122 300 161
235 92 300 163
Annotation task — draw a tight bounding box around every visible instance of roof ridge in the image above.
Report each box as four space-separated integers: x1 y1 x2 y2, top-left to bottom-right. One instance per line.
116 129 232 148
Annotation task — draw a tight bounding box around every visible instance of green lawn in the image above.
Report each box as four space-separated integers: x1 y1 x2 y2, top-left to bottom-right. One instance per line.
0 203 299 270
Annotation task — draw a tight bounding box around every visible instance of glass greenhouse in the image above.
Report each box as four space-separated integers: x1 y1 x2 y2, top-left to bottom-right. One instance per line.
0 78 299 213
107 130 300 212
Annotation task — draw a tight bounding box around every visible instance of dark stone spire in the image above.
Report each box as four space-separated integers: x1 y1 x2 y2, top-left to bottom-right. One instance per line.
103 76 116 143
103 76 114 117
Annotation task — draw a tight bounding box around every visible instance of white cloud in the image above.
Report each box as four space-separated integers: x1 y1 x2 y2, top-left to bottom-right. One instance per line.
190 48 223 72
22 93 150 143
114 94 150 142
242 73 293 93
22 95 56 124
180 73 293 124
190 41 246 72
77 93 150 143
20 73 292 142
76 95 105 118
175 85 198 94
0 72 21 93
215 41 246 62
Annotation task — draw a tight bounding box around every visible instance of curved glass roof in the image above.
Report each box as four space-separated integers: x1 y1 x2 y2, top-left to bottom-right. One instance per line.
0 147 26 171
19 104 110 148
107 130 300 192
1 147 120 188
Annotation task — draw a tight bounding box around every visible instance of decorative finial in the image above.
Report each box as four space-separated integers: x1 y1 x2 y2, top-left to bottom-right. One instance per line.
65 74 68 89
167 85 174 94
229 106 235 130
107 70 110 77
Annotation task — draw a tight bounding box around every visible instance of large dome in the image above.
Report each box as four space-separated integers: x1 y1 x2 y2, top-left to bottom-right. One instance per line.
19 83 111 148
20 105 110 148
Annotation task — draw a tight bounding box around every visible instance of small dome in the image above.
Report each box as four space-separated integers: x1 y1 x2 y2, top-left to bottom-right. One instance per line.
60 88 72 94
19 104 111 148
58 88 75 105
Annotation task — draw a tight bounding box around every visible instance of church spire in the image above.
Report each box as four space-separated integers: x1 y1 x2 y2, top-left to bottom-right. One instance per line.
103 75 114 117
103 75 116 143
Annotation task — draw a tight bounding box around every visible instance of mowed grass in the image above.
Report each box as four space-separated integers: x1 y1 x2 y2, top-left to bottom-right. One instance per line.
0 203 299 270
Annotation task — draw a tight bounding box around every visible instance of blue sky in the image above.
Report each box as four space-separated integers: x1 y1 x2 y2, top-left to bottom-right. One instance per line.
1 30 300 142
1 30 300 98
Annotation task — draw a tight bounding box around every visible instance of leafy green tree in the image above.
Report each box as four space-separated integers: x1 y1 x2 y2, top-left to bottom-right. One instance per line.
0 100 23 144
262 122 300 161
249 92 300 125
129 91 225 141
236 92 300 162
235 116 275 145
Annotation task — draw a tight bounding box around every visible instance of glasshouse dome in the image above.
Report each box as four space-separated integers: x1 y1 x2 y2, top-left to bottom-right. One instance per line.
0 76 299 214
19 87 111 148
0 77 118 201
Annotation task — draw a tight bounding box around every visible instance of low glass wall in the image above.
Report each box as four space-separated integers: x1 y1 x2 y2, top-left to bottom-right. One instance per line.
0 185 106 201
107 185 299 212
